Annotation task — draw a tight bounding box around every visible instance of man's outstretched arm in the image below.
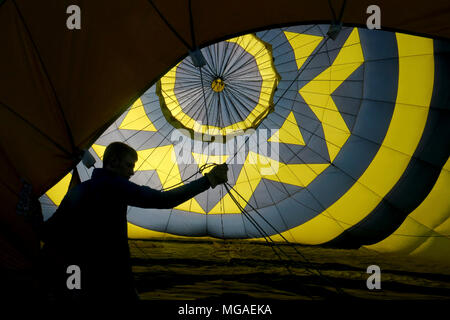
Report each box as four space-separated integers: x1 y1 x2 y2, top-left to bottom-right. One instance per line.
124 164 228 209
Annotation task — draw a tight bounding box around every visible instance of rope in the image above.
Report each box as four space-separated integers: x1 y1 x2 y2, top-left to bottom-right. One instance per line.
223 183 317 300
224 182 349 298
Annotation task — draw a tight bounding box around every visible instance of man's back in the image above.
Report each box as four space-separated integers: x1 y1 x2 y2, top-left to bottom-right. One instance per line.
39 157 226 302
41 169 136 302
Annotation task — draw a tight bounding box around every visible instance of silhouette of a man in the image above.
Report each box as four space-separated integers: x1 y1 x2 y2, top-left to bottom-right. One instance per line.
40 142 228 303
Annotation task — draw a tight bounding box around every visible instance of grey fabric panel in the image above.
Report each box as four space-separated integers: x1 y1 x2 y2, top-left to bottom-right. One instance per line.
331 95 363 117
340 114 356 133
289 188 324 213
126 131 169 150
359 29 399 61
296 146 329 163
127 207 172 233
242 205 287 238
332 135 380 181
332 65 364 131
412 109 450 168
177 163 199 183
129 209 209 237
362 59 398 102
299 50 332 77
39 193 53 206
206 214 245 238
201 186 227 213
268 191 319 230
305 126 330 162
276 144 306 163
77 162 94 182
258 29 286 53
223 214 247 238
165 211 207 236
251 179 301 209
301 165 356 208
39 194 57 221
241 207 273 238
352 99 395 145
131 170 161 189
431 40 450 110
95 129 127 146
293 101 323 132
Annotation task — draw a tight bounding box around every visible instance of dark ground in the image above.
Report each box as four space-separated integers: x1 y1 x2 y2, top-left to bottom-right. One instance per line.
129 239 450 301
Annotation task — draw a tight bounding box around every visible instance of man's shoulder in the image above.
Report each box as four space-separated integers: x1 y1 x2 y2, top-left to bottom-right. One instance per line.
64 179 93 203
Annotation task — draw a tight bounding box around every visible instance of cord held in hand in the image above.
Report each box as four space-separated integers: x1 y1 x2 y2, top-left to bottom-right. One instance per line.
205 163 228 188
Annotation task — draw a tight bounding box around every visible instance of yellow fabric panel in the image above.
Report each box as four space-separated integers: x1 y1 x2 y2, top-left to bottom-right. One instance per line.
174 198 206 214
382 34 434 157
284 32 323 70
322 104 350 132
91 144 106 159
46 172 72 206
382 104 431 157
278 32 434 245
358 145 411 197
434 216 450 236
395 36 435 107
365 217 443 255
321 123 351 162
268 111 305 145
332 29 364 66
119 98 157 131
136 145 179 186
138 146 182 187
410 236 450 264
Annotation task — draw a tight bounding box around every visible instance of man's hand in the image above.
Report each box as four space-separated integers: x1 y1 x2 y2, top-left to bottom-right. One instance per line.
205 163 228 188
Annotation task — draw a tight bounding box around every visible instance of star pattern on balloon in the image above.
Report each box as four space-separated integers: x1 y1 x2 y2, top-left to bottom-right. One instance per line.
89 28 364 215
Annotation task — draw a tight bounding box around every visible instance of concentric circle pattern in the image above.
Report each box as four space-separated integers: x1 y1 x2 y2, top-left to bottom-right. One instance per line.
157 34 280 138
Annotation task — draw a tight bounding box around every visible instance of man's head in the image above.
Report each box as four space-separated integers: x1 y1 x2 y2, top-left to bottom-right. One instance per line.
103 142 138 180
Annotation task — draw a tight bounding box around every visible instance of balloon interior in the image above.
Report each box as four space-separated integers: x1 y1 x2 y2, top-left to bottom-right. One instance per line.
1 1 449 300
40 25 449 267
